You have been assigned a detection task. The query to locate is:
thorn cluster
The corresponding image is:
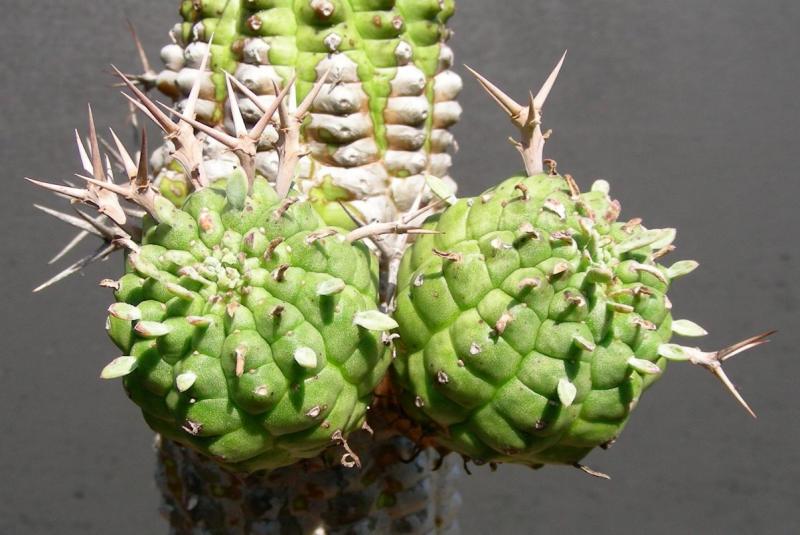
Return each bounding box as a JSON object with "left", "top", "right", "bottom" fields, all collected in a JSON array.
[{"left": 466, "top": 51, "right": 567, "bottom": 175}]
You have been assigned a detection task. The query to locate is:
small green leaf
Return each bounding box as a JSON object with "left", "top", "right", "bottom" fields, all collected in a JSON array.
[
  {"left": 175, "top": 372, "right": 197, "bottom": 392},
  {"left": 293, "top": 347, "right": 318, "bottom": 369},
  {"left": 164, "top": 250, "right": 196, "bottom": 266},
  {"left": 129, "top": 254, "right": 161, "bottom": 279},
  {"left": 353, "top": 310, "right": 398, "bottom": 331},
  {"left": 607, "top": 301, "right": 634, "bottom": 313},
  {"left": 627, "top": 357, "right": 662, "bottom": 375},
  {"left": 543, "top": 198, "right": 566, "bottom": 220},
  {"left": 667, "top": 260, "right": 699, "bottom": 280},
  {"left": 591, "top": 179, "right": 610, "bottom": 193},
  {"left": 226, "top": 170, "right": 248, "bottom": 210},
  {"left": 317, "top": 278, "right": 346, "bottom": 296},
  {"left": 153, "top": 195, "right": 179, "bottom": 225},
  {"left": 425, "top": 174, "right": 456, "bottom": 205},
  {"left": 572, "top": 335, "right": 596, "bottom": 352},
  {"left": 657, "top": 344, "right": 692, "bottom": 362},
  {"left": 100, "top": 356, "right": 138, "bottom": 379},
  {"left": 165, "top": 282, "right": 195, "bottom": 301},
  {"left": 672, "top": 319, "right": 708, "bottom": 337},
  {"left": 613, "top": 228, "right": 675, "bottom": 255},
  {"left": 135, "top": 321, "right": 172, "bottom": 337},
  {"left": 187, "top": 316, "right": 214, "bottom": 327},
  {"left": 108, "top": 303, "right": 141, "bottom": 321},
  {"left": 586, "top": 266, "right": 613, "bottom": 283},
  {"left": 557, "top": 378, "right": 577, "bottom": 407},
  {"left": 650, "top": 228, "right": 677, "bottom": 250}
]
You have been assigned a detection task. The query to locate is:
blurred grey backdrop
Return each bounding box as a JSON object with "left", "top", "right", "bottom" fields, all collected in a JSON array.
[{"left": 2, "top": 1, "right": 799, "bottom": 533}]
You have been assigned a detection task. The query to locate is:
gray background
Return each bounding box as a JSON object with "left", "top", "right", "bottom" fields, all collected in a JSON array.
[{"left": 2, "top": 1, "right": 798, "bottom": 533}]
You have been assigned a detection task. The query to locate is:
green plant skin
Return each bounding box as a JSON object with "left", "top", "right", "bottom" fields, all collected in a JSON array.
[
  {"left": 173, "top": 0, "right": 454, "bottom": 151},
  {"left": 107, "top": 175, "right": 390, "bottom": 472},
  {"left": 393, "top": 174, "right": 675, "bottom": 467},
  {"left": 160, "top": 0, "right": 459, "bottom": 225}
]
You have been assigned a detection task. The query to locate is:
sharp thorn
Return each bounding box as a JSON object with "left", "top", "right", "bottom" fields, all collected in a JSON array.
[
  {"left": 120, "top": 92, "right": 164, "bottom": 132},
  {"left": 184, "top": 35, "right": 213, "bottom": 120},
  {"left": 112, "top": 65, "right": 176, "bottom": 133},
  {"left": 297, "top": 67, "right": 331, "bottom": 117},
  {"left": 108, "top": 128, "right": 138, "bottom": 178},
  {"left": 86, "top": 104, "right": 106, "bottom": 182},
  {"left": 77, "top": 174, "right": 130, "bottom": 197},
  {"left": 104, "top": 154, "right": 116, "bottom": 184},
  {"left": 247, "top": 74, "right": 295, "bottom": 141},
  {"left": 676, "top": 330, "right": 775, "bottom": 418},
  {"left": 25, "top": 177, "right": 89, "bottom": 201},
  {"left": 224, "top": 70, "right": 268, "bottom": 110},
  {"left": 157, "top": 101, "right": 238, "bottom": 149},
  {"left": 533, "top": 50, "right": 567, "bottom": 110},
  {"left": 336, "top": 201, "right": 367, "bottom": 228},
  {"left": 74, "top": 130, "right": 93, "bottom": 174},
  {"left": 711, "top": 365, "right": 757, "bottom": 418},
  {"left": 33, "top": 204, "right": 103, "bottom": 236},
  {"left": 402, "top": 198, "right": 445, "bottom": 225},
  {"left": 717, "top": 330, "right": 776, "bottom": 362},
  {"left": 225, "top": 74, "right": 248, "bottom": 138},
  {"left": 126, "top": 18, "right": 152, "bottom": 74},
  {"left": 136, "top": 128, "right": 149, "bottom": 190},
  {"left": 48, "top": 230, "right": 90, "bottom": 264},
  {"left": 525, "top": 90, "right": 537, "bottom": 127},
  {"left": 122, "top": 205, "right": 146, "bottom": 219},
  {"left": 277, "top": 80, "right": 290, "bottom": 130},
  {"left": 72, "top": 207, "right": 120, "bottom": 240},
  {"left": 126, "top": 99, "right": 140, "bottom": 132},
  {"left": 464, "top": 64, "right": 524, "bottom": 121},
  {"left": 33, "top": 242, "right": 117, "bottom": 292},
  {"left": 100, "top": 137, "right": 128, "bottom": 176}
]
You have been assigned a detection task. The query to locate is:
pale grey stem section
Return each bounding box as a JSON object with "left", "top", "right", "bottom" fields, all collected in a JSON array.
[{"left": 156, "top": 432, "right": 462, "bottom": 535}]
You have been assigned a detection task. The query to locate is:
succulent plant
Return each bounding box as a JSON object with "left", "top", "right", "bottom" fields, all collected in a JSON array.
[
  {"left": 29, "top": 1, "right": 464, "bottom": 531},
  {"left": 26, "top": 1, "right": 772, "bottom": 532},
  {"left": 107, "top": 171, "right": 398, "bottom": 471},
  {"left": 392, "top": 56, "right": 773, "bottom": 474}
]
